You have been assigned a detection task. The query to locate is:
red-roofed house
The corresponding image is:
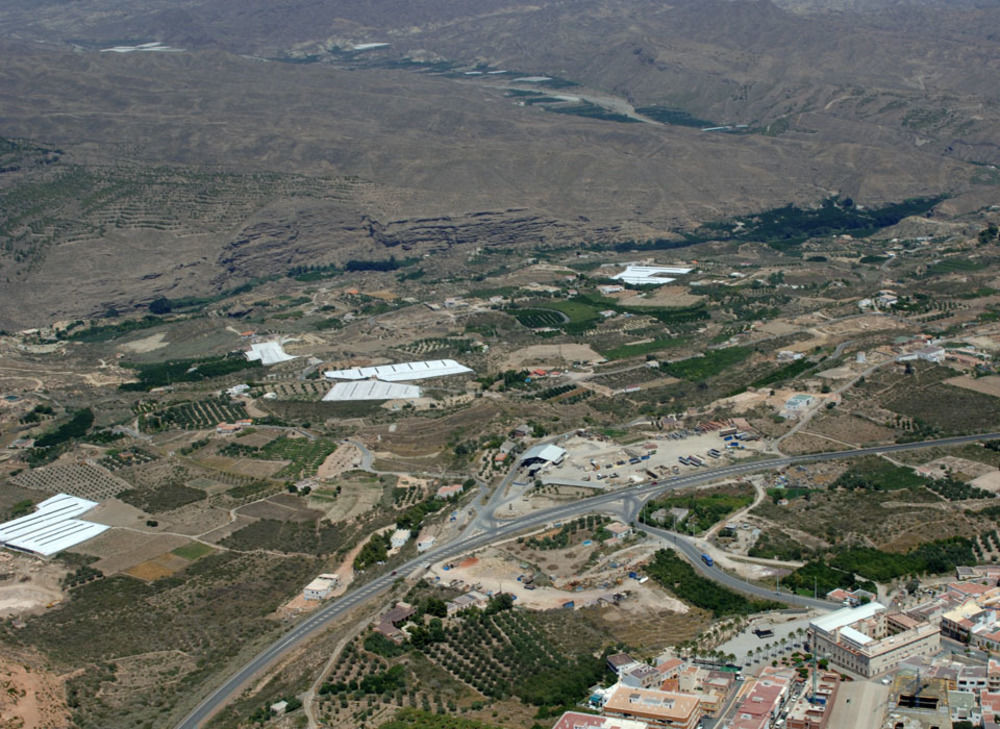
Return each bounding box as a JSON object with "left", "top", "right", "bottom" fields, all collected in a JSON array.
[
  {"left": 436, "top": 483, "right": 465, "bottom": 499},
  {"left": 982, "top": 690, "right": 1000, "bottom": 728}
]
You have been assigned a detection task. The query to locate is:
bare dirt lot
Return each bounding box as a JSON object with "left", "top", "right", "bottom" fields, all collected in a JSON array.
[
  {"left": 0, "top": 552, "right": 66, "bottom": 617},
  {"left": 119, "top": 331, "right": 169, "bottom": 353},
  {"left": 618, "top": 286, "right": 705, "bottom": 308},
  {"left": 72, "top": 529, "right": 189, "bottom": 575},
  {"left": 946, "top": 374, "right": 1000, "bottom": 398},
  {"left": 0, "top": 650, "right": 70, "bottom": 729},
  {"left": 196, "top": 454, "right": 289, "bottom": 479},
  {"left": 238, "top": 495, "right": 322, "bottom": 523},
  {"left": 501, "top": 343, "right": 605, "bottom": 369},
  {"left": 316, "top": 443, "right": 364, "bottom": 479},
  {"left": 125, "top": 551, "right": 190, "bottom": 581},
  {"left": 430, "top": 541, "right": 689, "bottom": 613},
  {"left": 309, "top": 471, "right": 387, "bottom": 523}
]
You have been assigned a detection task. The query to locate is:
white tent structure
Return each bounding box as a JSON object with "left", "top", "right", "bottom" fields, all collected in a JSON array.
[
  {"left": 323, "top": 359, "right": 472, "bottom": 382},
  {"left": 612, "top": 265, "right": 693, "bottom": 286},
  {"left": 245, "top": 341, "right": 296, "bottom": 366},
  {"left": 0, "top": 494, "right": 108, "bottom": 556},
  {"left": 322, "top": 381, "right": 422, "bottom": 401}
]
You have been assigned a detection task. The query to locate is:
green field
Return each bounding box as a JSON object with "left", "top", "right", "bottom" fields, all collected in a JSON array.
[
  {"left": 510, "top": 308, "right": 567, "bottom": 328},
  {"left": 663, "top": 347, "right": 752, "bottom": 381},
  {"left": 600, "top": 338, "right": 680, "bottom": 361},
  {"left": 171, "top": 542, "right": 215, "bottom": 561}
]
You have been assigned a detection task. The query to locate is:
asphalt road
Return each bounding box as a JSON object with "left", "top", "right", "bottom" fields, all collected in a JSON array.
[
  {"left": 175, "top": 430, "right": 1000, "bottom": 729},
  {"left": 639, "top": 522, "right": 835, "bottom": 611}
]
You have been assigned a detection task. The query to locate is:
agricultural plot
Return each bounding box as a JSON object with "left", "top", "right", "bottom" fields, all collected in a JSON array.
[
  {"left": 886, "top": 382, "right": 1000, "bottom": 435},
  {"left": 509, "top": 308, "right": 567, "bottom": 328},
  {"left": 237, "top": 494, "right": 323, "bottom": 523},
  {"left": 589, "top": 367, "right": 666, "bottom": 389},
  {"left": 98, "top": 448, "right": 158, "bottom": 472},
  {"left": 421, "top": 608, "right": 606, "bottom": 706},
  {"left": 267, "top": 381, "right": 326, "bottom": 400},
  {"left": 163, "top": 399, "right": 248, "bottom": 429},
  {"left": 315, "top": 635, "right": 488, "bottom": 729},
  {"left": 598, "top": 337, "right": 680, "bottom": 361},
  {"left": 11, "top": 462, "right": 132, "bottom": 500},
  {"left": 400, "top": 338, "right": 480, "bottom": 356},
  {"left": 258, "top": 436, "right": 338, "bottom": 479},
  {"left": 220, "top": 518, "right": 349, "bottom": 555}
]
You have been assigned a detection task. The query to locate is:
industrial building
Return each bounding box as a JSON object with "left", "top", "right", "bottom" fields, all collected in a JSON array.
[
  {"left": 244, "top": 341, "right": 296, "bottom": 366},
  {"left": 322, "top": 380, "right": 421, "bottom": 401},
  {"left": 808, "top": 603, "right": 940, "bottom": 677},
  {"left": 0, "top": 493, "right": 109, "bottom": 557},
  {"left": 611, "top": 265, "right": 693, "bottom": 286},
  {"left": 323, "top": 359, "right": 472, "bottom": 382},
  {"left": 520, "top": 443, "right": 567, "bottom": 468}
]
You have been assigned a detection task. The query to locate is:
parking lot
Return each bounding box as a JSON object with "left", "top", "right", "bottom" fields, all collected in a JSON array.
[
  {"left": 539, "top": 429, "right": 765, "bottom": 489},
  {"left": 717, "top": 613, "right": 818, "bottom": 667}
]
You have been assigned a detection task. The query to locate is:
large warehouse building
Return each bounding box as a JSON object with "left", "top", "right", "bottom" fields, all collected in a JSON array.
[
  {"left": 520, "top": 444, "right": 567, "bottom": 471},
  {"left": 0, "top": 493, "right": 108, "bottom": 557},
  {"left": 323, "top": 359, "right": 472, "bottom": 382}
]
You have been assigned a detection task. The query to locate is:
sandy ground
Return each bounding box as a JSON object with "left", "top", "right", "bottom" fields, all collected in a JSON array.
[
  {"left": 919, "top": 455, "right": 996, "bottom": 479},
  {"left": 0, "top": 552, "right": 66, "bottom": 617},
  {"left": 974, "top": 470, "right": 1000, "bottom": 492},
  {"left": 946, "top": 374, "right": 1000, "bottom": 398},
  {"left": 119, "top": 331, "right": 169, "bottom": 353},
  {"left": 0, "top": 653, "right": 70, "bottom": 729},
  {"left": 429, "top": 544, "right": 689, "bottom": 613},
  {"left": 316, "top": 443, "right": 364, "bottom": 479},
  {"left": 502, "top": 343, "right": 605, "bottom": 369},
  {"left": 84, "top": 498, "right": 149, "bottom": 528}
]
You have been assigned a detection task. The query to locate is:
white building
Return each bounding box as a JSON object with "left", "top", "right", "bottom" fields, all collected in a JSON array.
[
  {"left": 245, "top": 341, "right": 296, "bottom": 366},
  {"left": 324, "top": 359, "right": 472, "bottom": 382},
  {"left": 808, "top": 602, "right": 940, "bottom": 677},
  {"left": 322, "top": 380, "right": 421, "bottom": 401},
  {"left": 611, "top": 264, "right": 693, "bottom": 286},
  {"left": 303, "top": 574, "right": 339, "bottom": 601},
  {"left": 0, "top": 494, "right": 109, "bottom": 557}
]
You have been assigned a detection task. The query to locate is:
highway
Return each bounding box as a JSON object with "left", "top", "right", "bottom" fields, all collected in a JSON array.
[{"left": 175, "top": 430, "right": 1000, "bottom": 728}]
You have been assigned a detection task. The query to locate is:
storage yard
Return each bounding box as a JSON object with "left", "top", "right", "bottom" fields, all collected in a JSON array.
[{"left": 536, "top": 427, "right": 764, "bottom": 490}]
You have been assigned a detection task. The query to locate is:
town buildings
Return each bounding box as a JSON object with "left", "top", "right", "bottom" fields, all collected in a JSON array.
[{"left": 808, "top": 603, "right": 940, "bottom": 677}]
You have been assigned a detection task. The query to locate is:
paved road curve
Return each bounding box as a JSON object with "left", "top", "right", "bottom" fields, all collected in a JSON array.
[{"left": 175, "top": 431, "right": 1000, "bottom": 728}]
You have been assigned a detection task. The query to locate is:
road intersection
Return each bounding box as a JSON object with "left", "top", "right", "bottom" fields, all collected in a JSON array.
[{"left": 176, "top": 430, "right": 1000, "bottom": 728}]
